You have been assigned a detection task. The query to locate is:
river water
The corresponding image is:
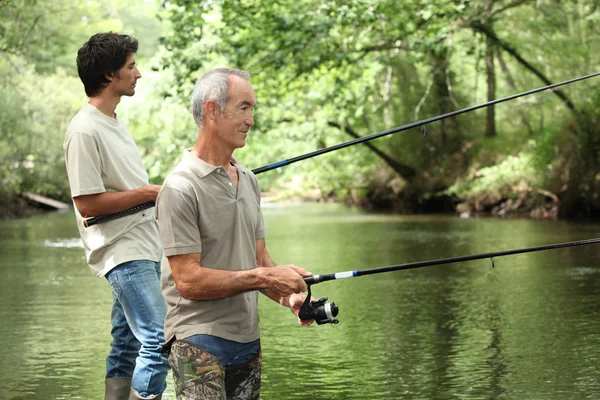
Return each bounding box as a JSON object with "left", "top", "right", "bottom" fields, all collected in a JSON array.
[{"left": 1, "top": 203, "right": 599, "bottom": 399}]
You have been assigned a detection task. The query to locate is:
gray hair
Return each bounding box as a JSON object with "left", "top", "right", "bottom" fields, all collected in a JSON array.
[{"left": 191, "top": 67, "right": 251, "bottom": 128}]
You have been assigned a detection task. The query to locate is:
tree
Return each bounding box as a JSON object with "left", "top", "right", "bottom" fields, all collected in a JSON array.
[
  {"left": 0, "top": 0, "right": 165, "bottom": 209},
  {"left": 159, "top": 0, "right": 599, "bottom": 215}
]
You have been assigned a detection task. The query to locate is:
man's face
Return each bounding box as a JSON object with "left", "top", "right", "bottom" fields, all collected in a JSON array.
[
  {"left": 214, "top": 75, "right": 256, "bottom": 150},
  {"left": 110, "top": 55, "right": 141, "bottom": 97}
]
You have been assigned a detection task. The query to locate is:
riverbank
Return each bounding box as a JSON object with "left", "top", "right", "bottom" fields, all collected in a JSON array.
[
  {"left": 262, "top": 180, "right": 561, "bottom": 219},
  {"left": 0, "top": 186, "right": 562, "bottom": 222},
  {"left": 0, "top": 196, "right": 49, "bottom": 220}
]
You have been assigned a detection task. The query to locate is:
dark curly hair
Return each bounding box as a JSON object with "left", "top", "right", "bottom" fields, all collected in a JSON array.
[{"left": 76, "top": 32, "right": 139, "bottom": 97}]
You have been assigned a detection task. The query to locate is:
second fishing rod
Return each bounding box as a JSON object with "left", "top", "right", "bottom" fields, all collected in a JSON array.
[
  {"left": 82, "top": 71, "right": 600, "bottom": 227},
  {"left": 298, "top": 237, "right": 600, "bottom": 325}
]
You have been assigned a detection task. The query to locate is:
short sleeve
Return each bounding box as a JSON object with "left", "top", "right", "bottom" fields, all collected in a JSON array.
[
  {"left": 255, "top": 208, "right": 265, "bottom": 240},
  {"left": 64, "top": 132, "right": 105, "bottom": 197},
  {"left": 250, "top": 173, "right": 266, "bottom": 240},
  {"left": 157, "top": 185, "right": 203, "bottom": 257}
]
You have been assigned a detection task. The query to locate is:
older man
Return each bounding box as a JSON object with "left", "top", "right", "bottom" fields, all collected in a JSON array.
[{"left": 156, "top": 68, "right": 313, "bottom": 399}]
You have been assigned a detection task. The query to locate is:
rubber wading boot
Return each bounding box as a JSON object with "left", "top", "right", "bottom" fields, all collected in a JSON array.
[
  {"left": 129, "top": 388, "right": 162, "bottom": 399},
  {"left": 105, "top": 377, "right": 132, "bottom": 400}
]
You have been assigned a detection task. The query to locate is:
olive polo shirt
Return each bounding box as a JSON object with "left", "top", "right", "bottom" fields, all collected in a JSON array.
[{"left": 156, "top": 149, "right": 265, "bottom": 343}]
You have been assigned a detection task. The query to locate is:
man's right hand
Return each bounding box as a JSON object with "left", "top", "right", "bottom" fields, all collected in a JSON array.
[
  {"left": 261, "top": 265, "right": 310, "bottom": 298},
  {"left": 142, "top": 184, "right": 162, "bottom": 203}
]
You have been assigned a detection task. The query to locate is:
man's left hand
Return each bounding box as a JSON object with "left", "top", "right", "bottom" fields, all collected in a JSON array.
[{"left": 288, "top": 293, "right": 314, "bottom": 327}]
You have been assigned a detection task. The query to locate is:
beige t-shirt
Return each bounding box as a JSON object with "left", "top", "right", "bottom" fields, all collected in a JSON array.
[
  {"left": 63, "top": 103, "right": 161, "bottom": 277},
  {"left": 157, "top": 149, "right": 265, "bottom": 343}
]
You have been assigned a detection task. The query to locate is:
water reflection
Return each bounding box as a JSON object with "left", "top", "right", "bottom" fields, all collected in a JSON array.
[{"left": 1, "top": 203, "right": 600, "bottom": 399}]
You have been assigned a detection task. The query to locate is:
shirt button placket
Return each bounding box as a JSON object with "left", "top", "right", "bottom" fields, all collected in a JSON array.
[{"left": 220, "top": 168, "right": 235, "bottom": 195}]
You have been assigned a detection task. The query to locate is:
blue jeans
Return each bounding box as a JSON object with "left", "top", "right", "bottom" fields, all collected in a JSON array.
[
  {"left": 105, "top": 260, "right": 169, "bottom": 397},
  {"left": 184, "top": 334, "right": 260, "bottom": 367}
]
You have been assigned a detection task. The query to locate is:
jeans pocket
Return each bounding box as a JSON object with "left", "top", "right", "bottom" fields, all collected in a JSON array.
[{"left": 106, "top": 267, "right": 124, "bottom": 298}]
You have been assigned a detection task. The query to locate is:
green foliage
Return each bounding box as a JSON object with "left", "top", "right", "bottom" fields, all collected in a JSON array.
[
  {"left": 158, "top": 0, "right": 482, "bottom": 198},
  {"left": 118, "top": 69, "right": 197, "bottom": 184},
  {"left": 0, "top": 0, "right": 163, "bottom": 73},
  {"left": 0, "top": 0, "right": 165, "bottom": 203},
  {"left": 1, "top": 0, "right": 600, "bottom": 217},
  {"left": 0, "top": 58, "right": 85, "bottom": 198},
  {"left": 443, "top": 151, "right": 539, "bottom": 198}
]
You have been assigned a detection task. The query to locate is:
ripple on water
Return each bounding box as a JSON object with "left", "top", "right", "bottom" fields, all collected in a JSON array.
[{"left": 43, "top": 238, "right": 84, "bottom": 248}]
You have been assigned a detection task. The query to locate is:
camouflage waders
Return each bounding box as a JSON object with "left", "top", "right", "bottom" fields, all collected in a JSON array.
[{"left": 168, "top": 339, "right": 261, "bottom": 400}]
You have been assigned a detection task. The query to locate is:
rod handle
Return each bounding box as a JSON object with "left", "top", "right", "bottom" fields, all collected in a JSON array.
[
  {"left": 303, "top": 276, "right": 316, "bottom": 285},
  {"left": 83, "top": 201, "right": 155, "bottom": 228}
]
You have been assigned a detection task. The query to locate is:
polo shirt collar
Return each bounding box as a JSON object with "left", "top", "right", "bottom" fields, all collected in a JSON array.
[{"left": 182, "top": 149, "right": 242, "bottom": 179}]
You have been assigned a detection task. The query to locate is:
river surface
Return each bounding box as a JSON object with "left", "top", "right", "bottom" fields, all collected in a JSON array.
[{"left": 1, "top": 203, "right": 599, "bottom": 399}]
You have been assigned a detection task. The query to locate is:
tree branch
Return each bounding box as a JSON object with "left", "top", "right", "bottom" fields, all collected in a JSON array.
[
  {"left": 470, "top": 21, "right": 576, "bottom": 113},
  {"left": 490, "top": 0, "right": 534, "bottom": 19},
  {"left": 357, "top": 39, "right": 409, "bottom": 54},
  {"left": 327, "top": 121, "right": 417, "bottom": 179}
]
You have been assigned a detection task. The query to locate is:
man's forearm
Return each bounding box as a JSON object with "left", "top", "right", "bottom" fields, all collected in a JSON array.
[
  {"left": 169, "top": 247, "right": 307, "bottom": 302},
  {"left": 174, "top": 262, "right": 270, "bottom": 300},
  {"left": 74, "top": 186, "right": 159, "bottom": 217}
]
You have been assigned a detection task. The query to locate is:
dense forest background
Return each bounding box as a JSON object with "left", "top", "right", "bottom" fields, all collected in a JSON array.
[{"left": 1, "top": 0, "right": 599, "bottom": 219}]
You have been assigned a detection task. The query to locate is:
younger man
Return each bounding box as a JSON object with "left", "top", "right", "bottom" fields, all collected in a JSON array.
[{"left": 63, "top": 32, "right": 169, "bottom": 400}]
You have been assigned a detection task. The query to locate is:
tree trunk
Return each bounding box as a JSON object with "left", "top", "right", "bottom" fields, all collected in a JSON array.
[
  {"left": 485, "top": 32, "right": 496, "bottom": 137},
  {"left": 429, "top": 49, "right": 457, "bottom": 145},
  {"left": 496, "top": 50, "right": 534, "bottom": 135}
]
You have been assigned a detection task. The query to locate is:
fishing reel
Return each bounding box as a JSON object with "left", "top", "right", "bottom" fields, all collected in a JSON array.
[{"left": 299, "top": 285, "right": 339, "bottom": 325}]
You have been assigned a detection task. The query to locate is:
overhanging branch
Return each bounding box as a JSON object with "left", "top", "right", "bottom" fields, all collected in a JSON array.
[
  {"left": 470, "top": 21, "right": 577, "bottom": 113},
  {"left": 327, "top": 121, "right": 417, "bottom": 179}
]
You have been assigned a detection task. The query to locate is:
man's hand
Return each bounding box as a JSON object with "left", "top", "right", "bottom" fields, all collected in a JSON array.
[
  {"left": 260, "top": 264, "right": 311, "bottom": 298},
  {"left": 288, "top": 293, "right": 315, "bottom": 327},
  {"left": 142, "top": 184, "right": 161, "bottom": 203}
]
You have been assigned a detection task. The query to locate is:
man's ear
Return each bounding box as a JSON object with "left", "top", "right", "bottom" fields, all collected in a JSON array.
[
  {"left": 205, "top": 100, "right": 219, "bottom": 122},
  {"left": 105, "top": 72, "right": 119, "bottom": 83}
]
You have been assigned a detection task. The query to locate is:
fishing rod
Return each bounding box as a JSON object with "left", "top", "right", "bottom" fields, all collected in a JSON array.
[
  {"left": 298, "top": 237, "right": 600, "bottom": 325},
  {"left": 83, "top": 201, "right": 155, "bottom": 227},
  {"left": 253, "top": 71, "right": 600, "bottom": 174},
  {"left": 83, "top": 71, "right": 599, "bottom": 227}
]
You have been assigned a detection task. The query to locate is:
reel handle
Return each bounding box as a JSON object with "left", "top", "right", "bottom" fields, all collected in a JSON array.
[{"left": 298, "top": 285, "right": 339, "bottom": 325}]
